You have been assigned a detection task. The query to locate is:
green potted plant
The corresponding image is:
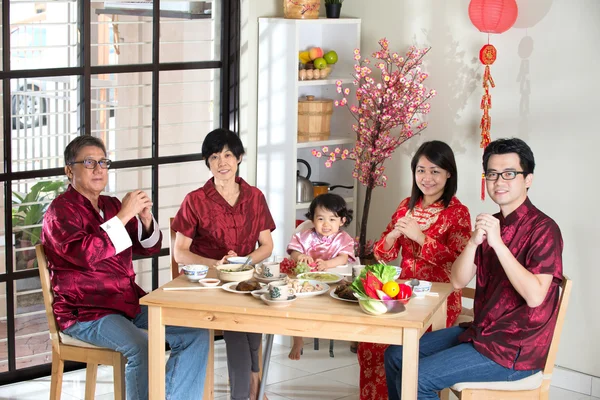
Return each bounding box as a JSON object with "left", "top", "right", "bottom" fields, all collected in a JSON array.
[
  {"left": 12, "top": 180, "right": 66, "bottom": 270},
  {"left": 324, "top": 0, "right": 343, "bottom": 18}
]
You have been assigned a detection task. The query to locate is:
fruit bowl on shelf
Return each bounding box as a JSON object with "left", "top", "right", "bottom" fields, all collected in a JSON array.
[{"left": 298, "top": 47, "right": 338, "bottom": 81}]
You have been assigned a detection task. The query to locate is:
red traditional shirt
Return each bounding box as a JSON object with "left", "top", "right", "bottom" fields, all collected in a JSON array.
[
  {"left": 459, "top": 197, "right": 563, "bottom": 371},
  {"left": 171, "top": 177, "right": 276, "bottom": 259},
  {"left": 41, "top": 185, "right": 162, "bottom": 331},
  {"left": 373, "top": 196, "right": 472, "bottom": 326}
]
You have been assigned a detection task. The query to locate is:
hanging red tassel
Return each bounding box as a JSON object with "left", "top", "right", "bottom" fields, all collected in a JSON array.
[{"left": 479, "top": 44, "right": 497, "bottom": 200}]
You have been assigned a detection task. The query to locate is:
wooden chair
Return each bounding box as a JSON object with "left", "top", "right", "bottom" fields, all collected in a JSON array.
[
  {"left": 444, "top": 276, "right": 572, "bottom": 400},
  {"left": 36, "top": 244, "right": 126, "bottom": 400}
]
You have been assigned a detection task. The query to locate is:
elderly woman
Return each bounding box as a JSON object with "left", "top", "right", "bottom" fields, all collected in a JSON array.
[
  {"left": 172, "top": 128, "right": 275, "bottom": 400},
  {"left": 41, "top": 136, "right": 209, "bottom": 400}
]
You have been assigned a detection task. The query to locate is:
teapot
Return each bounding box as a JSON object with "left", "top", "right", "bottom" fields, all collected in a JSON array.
[{"left": 296, "top": 159, "right": 314, "bottom": 203}]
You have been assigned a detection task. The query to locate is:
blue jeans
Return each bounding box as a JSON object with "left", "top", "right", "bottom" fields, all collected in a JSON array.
[
  {"left": 384, "top": 327, "right": 539, "bottom": 400},
  {"left": 64, "top": 306, "right": 209, "bottom": 400}
]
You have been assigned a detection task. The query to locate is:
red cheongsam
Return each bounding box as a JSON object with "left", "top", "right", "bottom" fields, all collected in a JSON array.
[{"left": 357, "top": 196, "right": 471, "bottom": 400}]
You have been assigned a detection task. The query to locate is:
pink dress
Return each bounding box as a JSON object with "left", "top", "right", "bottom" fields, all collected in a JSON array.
[{"left": 287, "top": 229, "right": 356, "bottom": 262}]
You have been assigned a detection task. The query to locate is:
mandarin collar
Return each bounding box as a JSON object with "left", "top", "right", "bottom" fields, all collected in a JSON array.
[
  {"left": 65, "top": 185, "right": 107, "bottom": 218},
  {"left": 312, "top": 230, "right": 338, "bottom": 244},
  {"left": 415, "top": 197, "right": 446, "bottom": 210},
  {"left": 498, "top": 197, "right": 533, "bottom": 227},
  {"left": 204, "top": 176, "right": 250, "bottom": 208}
]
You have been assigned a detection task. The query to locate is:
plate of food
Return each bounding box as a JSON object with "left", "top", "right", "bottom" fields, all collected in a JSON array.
[
  {"left": 296, "top": 271, "right": 344, "bottom": 284},
  {"left": 288, "top": 279, "right": 329, "bottom": 297},
  {"left": 221, "top": 280, "right": 265, "bottom": 294},
  {"left": 330, "top": 282, "right": 358, "bottom": 303}
]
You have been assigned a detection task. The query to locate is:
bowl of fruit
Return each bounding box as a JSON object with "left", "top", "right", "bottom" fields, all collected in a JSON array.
[{"left": 351, "top": 264, "right": 413, "bottom": 316}]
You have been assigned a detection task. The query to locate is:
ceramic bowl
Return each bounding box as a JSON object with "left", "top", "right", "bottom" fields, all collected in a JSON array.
[
  {"left": 216, "top": 264, "right": 255, "bottom": 282},
  {"left": 393, "top": 266, "right": 402, "bottom": 281},
  {"left": 182, "top": 264, "right": 209, "bottom": 282},
  {"left": 227, "top": 256, "right": 250, "bottom": 264},
  {"left": 198, "top": 278, "right": 220, "bottom": 287},
  {"left": 406, "top": 280, "right": 432, "bottom": 296}
]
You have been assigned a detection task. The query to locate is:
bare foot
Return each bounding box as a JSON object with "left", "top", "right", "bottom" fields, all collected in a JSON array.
[
  {"left": 288, "top": 337, "right": 304, "bottom": 360},
  {"left": 250, "top": 371, "right": 269, "bottom": 400}
]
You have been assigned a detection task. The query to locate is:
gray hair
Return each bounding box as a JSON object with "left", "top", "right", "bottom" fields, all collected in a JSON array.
[{"left": 64, "top": 136, "right": 107, "bottom": 165}]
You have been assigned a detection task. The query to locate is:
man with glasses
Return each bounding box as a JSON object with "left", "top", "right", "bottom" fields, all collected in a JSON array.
[
  {"left": 384, "top": 138, "right": 563, "bottom": 399},
  {"left": 41, "top": 136, "right": 209, "bottom": 400}
]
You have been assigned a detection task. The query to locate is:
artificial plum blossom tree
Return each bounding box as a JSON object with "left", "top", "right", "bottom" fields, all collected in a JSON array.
[{"left": 313, "top": 38, "right": 436, "bottom": 260}]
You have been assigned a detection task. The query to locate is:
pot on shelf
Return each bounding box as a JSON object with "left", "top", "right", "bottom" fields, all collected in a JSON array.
[
  {"left": 311, "top": 181, "right": 354, "bottom": 198},
  {"left": 296, "top": 159, "right": 314, "bottom": 203}
]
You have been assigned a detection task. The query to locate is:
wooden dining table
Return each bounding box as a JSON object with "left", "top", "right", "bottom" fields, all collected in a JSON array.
[{"left": 140, "top": 275, "right": 454, "bottom": 400}]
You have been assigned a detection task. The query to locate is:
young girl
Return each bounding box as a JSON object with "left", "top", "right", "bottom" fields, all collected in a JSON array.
[{"left": 286, "top": 193, "right": 355, "bottom": 359}]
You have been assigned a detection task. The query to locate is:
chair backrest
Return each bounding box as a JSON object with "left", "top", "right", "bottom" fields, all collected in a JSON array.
[
  {"left": 36, "top": 244, "right": 61, "bottom": 349},
  {"left": 169, "top": 217, "right": 179, "bottom": 280},
  {"left": 542, "top": 275, "right": 572, "bottom": 376}
]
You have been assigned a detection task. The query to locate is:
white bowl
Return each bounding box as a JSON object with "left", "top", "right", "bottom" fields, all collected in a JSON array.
[
  {"left": 198, "top": 278, "right": 220, "bottom": 287},
  {"left": 405, "top": 280, "right": 432, "bottom": 296},
  {"left": 227, "top": 256, "right": 250, "bottom": 264},
  {"left": 182, "top": 264, "right": 209, "bottom": 282},
  {"left": 216, "top": 264, "right": 255, "bottom": 282},
  {"left": 393, "top": 266, "right": 402, "bottom": 280}
]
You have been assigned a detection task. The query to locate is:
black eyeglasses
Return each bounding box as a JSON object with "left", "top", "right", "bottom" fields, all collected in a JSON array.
[
  {"left": 69, "top": 158, "right": 112, "bottom": 169},
  {"left": 484, "top": 171, "right": 525, "bottom": 181}
]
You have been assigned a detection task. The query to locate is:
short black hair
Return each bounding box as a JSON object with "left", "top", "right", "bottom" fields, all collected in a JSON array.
[
  {"left": 305, "top": 193, "right": 353, "bottom": 227},
  {"left": 64, "top": 136, "right": 107, "bottom": 165},
  {"left": 482, "top": 138, "right": 535, "bottom": 176},
  {"left": 202, "top": 128, "right": 245, "bottom": 168},
  {"left": 408, "top": 140, "right": 458, "bottom": 210}
]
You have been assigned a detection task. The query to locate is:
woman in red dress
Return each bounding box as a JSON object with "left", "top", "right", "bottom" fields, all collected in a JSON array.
[{"left": 357, "top": 141, "right": 471, "bottom": 400}]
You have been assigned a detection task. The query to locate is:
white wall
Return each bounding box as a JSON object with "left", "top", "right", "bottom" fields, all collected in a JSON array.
[{"left": 241, "top": 0, "right": 600, "bottom": 378}]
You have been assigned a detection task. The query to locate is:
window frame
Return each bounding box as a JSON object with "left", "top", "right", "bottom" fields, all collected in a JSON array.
[{"left": 0, "top": 0, "right": 240, "bottom": 383}]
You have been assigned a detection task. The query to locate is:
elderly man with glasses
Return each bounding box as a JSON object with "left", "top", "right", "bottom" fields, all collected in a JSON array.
[
  {"left": 384, "top": 138, "right": 564, "bottom": 399},
  {"left": 41, "top": 136, "right": 209, "bottom": 400}
]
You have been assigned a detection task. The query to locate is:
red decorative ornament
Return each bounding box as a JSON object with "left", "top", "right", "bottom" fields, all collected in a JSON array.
[
  {"left": 468, "top": 0, "right": 518, "bottom": 200},
  {"left": 469, "top": 0, "right": 519, "bottom": 34}
]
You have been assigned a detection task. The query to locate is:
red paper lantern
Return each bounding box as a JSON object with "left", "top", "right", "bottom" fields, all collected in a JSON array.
[{"left": 469, "top": 0, "right": 519, "bottom": 34}]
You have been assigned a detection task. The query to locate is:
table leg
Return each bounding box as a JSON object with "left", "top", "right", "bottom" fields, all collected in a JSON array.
[
  {"left": 148, "top": 306, "right": 166, "bottom": 400},
  {"left": 401, "top": 328, "right": 419, "bottom": 400},
  {"left": 431, "top": 297, "right": 448, "bottom": 331},
  {"left": 257, "top": 334, "right": 274, "bottom": 400}
]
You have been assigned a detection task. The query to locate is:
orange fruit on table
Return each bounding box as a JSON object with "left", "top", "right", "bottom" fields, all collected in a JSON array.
[{"left": 382, "top": 281, "right": 400, "bottom": 298}]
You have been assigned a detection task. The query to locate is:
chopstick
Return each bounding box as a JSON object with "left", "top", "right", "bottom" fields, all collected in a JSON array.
[{"left": 163, "top": 286, "right": 221, "bottom": 291}]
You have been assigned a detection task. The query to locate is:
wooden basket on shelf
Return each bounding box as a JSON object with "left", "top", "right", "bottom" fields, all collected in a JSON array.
[
  {"left": 298, "top": 95, "right": 333, "bottom": 142},
  {"left": 283, "top": 0, "right": 320, "bottom": 19}
]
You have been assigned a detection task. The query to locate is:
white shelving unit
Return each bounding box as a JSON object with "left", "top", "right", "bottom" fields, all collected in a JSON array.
[{"left": 257, "top": 17, "right": 361, "bottom": 256}]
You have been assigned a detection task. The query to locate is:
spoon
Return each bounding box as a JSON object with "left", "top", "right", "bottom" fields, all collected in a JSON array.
[{"left": 410, "top": 278, "right": 420, "bottom": 287}]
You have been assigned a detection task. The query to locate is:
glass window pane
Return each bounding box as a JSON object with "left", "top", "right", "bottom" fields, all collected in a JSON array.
[
  {"left": 14, "top": 279, "right": 51, "bottom": 370},
  {"left": 159, "top": 70, "right": 218, "bottom": 157},
  {"left": 0, "top": 283, "right": 6, "bottom": 372},
  {"left": 0, "top": 84, "right": 4, "bottom": 172},
  {"left": 10, "top": 1, "right": 79, "bottom": 70},
  {"left": 0, "top": 182, "right": 5, "bottom": 274},
  {"left": 93, "top": 72, "right": 152, "bottom": 161},
  {"left": 10, "top": 76, "right": 80, "bottom": 172},
  {"left": 105, "top": 165, "right": 152, "bottom": 204},
  {"left": 12, "top": 177, "right": 68, "bottom": 272},
  {"left": 160, "top": 1, "right": 219, "bottom": 63},
  {"left": 91, "top": 1, "right": 153, "bottom": 66},
  {"left": 158, "top": 161, "right": 210, "bottom": 248}
]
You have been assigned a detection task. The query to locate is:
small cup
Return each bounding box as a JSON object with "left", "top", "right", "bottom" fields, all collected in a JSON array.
[
  {"left": 268, "top": 280, "right": 290, "bottom": 301},
  {"left": 393, "top": 266, "right": 402, "bottom": 280},
  {"left": 256, "top": 262, "right": 280, "bottom": 278},
  {"left": 352, "top": 265, "right": 366, "bottom": 280}
]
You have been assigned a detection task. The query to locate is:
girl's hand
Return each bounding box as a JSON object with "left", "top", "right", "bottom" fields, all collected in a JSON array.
[
  {"left": 297, "top": 254, "right": 314, "bottom": 264},
  {"left": 396, "top": 216, "right": 425, "bottom": 245},
  {"left": 315, "top": 259, "right": 332, "bottom": 271}
]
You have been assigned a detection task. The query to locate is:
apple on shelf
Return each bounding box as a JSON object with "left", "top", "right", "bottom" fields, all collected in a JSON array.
[{"left": 298, "top": 47, "right": 338, "bottom": 81}]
